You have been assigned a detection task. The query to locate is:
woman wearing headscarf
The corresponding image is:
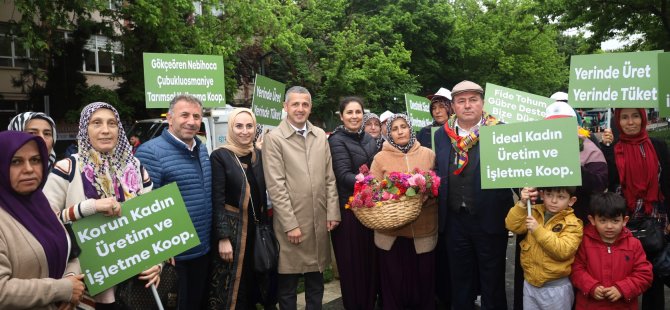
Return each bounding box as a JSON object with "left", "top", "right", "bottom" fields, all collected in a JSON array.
[
  {"left": 0, "top": 131, "right": 85, "bottom": 309},
  {"left": 370, "top": 113, "right": 438, "bottom": 310},
  {"left": 328, "top": 97, "right": 379, "bottom": 309},
  {"left": 43, "top": 102, "right": 161, "bottom": 309},
  {"left": 207, "top": 108, "right": 277, "bottom": 309},
  {"left": 600, "top": 108, "right": 670, "bottom": 310},
  {"left": 363, "top": 112, "right": 383, "bottom": 151},
  {"left": 8, "top": 112, "right": 58, "bottom": 169}
]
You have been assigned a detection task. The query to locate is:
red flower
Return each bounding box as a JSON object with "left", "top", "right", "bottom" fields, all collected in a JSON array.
[{"left": 359, "top": 164, "right": 369, "bottom": 174}]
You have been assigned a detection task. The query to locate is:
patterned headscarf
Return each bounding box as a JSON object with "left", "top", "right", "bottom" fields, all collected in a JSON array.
[
  {"left": 385, "top": 113, "right": 416, "bottom": 153},
  {"left": 363, "top": 112, "right": 383, "bottom": 150},
  {"left": 254, "top": 123, "right": 264, "bottom": 144},
  {"left": 77, "top": 102, "right": 142, "bottom": 202},
  {"left": 8, "top": 112, "right": 58, "bottom": 167},
  {"left": 222, "top": 108, "right": 258, "bottom": 163}
]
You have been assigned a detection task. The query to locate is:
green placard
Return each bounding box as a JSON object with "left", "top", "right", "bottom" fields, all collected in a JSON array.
[
  {"left": 568, "top": 51, "right": 661, "bottom": 108},
  {"left": 484, "top": 83, "right": 553, "bottom": 123},
  {"left": 405, "top": 94, "right": 431, "bottom": 132},
  {"left": 659, "top": 53, "right": 670, "bottom": 117},
  {"left": 431, "top": 126, "right": 438, "bottom": 152},
  {"left": 480, "top": 117, "right": 582, "bottom": 189},
  {"left": 72, "top": 183, "right": 200, "bottom": 295},
  {"left": 251, "top": 74, "right": 285, "bottom": 126},
  {"left": 143, "top": 53, "right": 225, "bottom": 108}
]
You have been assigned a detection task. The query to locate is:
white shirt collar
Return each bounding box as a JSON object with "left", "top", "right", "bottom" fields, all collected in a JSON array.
[
  {"left": 288, "top": 122, "right": 308, "bottom": 137},
  {"left": 455, "top": 118, "right": 483, "bottom": 137},
  {"left": 168, "top": 130, "right": 196, "bottom": 151}
]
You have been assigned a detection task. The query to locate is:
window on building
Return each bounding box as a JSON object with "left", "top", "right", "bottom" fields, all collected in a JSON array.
[
  {"left": 108, "top": 0, "right": 122, "bottom": 10},
  {"left": 0, "top": 24, "right": 31, "bottom": 68},
  {"left": 82, "top": 35, "right": 121, "bottom": 74}
]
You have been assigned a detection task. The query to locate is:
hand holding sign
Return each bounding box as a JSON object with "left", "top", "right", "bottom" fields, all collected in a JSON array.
[
  {"left": 95, "top": 197, "right": 122, "bottom": 217},
  {"left": 72, "top": 183, "right": 200, "bottom": 295},
  {"left": 601, "top": 128, "right": 614, "bottom": 145}
]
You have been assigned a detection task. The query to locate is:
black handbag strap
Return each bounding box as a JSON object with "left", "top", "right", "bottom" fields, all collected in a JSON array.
[{"left": 232, "top": 154, "right": 260, "bottom": 224}]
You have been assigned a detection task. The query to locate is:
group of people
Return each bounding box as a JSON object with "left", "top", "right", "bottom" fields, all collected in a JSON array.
[{"left": 0, "top": 79, "right": 668, "bottom": 310}]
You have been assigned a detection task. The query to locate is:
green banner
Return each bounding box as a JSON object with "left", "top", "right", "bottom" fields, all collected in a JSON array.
[
  {"left": 251, "top": 74, "right": 285, "bottom": 126},
  {"left": 480, "top": 117, "right": 582, "bottom": 189},
  {"left": 568, "top": 50, "right": 661, "bottom": 108},
  {"left": 484, "top": 83, "right": 553, "bottom": 123},
  {"left": 659, "top": 53, "right": 670, "bottom": 117},
  {"left": 72, "top": 183, "right": 200, "bottom": 295},
  {"left": 143, "top": 53, "right": 226, "bottom": 108},
  {"left": 405, "top": 94, "right": 431, "bottom": 132}
]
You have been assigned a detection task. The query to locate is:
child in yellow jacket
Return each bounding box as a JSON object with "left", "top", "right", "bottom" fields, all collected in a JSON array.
[{"left": 505, "top": 186, "right": 584, "bottom": 310}]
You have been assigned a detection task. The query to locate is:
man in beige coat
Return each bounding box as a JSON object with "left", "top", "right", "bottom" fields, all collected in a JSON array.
[{"left": 263, "top": 86, "right": 340, "bottom": 309}]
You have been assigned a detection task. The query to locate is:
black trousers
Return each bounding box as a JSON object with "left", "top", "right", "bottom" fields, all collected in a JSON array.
[
  {"left": 277, "top": 272, "right": 324, "bottom": 310},
  {"left": 447, "top": 210, "right": 508, "bottom": 310},
  {"left": 175, "top": 254, "right": 210, "bottom": 310}
]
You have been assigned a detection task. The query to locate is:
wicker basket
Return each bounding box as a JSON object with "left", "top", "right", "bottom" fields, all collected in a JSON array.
[{"left": 352, "top": 195, "right": 423, "bottom": 230}]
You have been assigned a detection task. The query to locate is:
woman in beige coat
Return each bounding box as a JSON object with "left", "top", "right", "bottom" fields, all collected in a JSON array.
[
  {"left": 370, "top": 114, "right": 438, "bottom": 310},
  {"left": 0, "top": 131, "right": 85, "bottom": 310}
]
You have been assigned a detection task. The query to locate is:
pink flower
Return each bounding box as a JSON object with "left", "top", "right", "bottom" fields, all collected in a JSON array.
[
  {"left": 381, "top": 191, "right": 393, "bottom": 201},
  {"left": 355, "top": 173, "right": 365, "bottom": 182},
  {"left": 410, "top": 174, "right": 426, "bottom": 187},
  {"left": 83, "top": 165, "right": 95, "bottom": 183},
  {"left": 123, "top": 164, "right": 140, "bottom": 193}
]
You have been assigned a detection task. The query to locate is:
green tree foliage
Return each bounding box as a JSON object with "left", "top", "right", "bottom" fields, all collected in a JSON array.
[
  {"left": 65, "top": 84, "right": 127, "bottom": 122},
  {"left": 537, "top": 0, "right": 670, "bottom": 51},
  {"left": 11, "top": 0, "right": 589, "bottom": 126},
  {"left": 448, "top": 0, "right": 568, "bottom": 96}
]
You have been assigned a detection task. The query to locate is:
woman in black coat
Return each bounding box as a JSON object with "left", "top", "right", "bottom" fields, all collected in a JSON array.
[
  {"left": 207, "top": 108, "right": 276, "bottom": 309},
  {"left": 329, "top": 97, "right": 379, "bottom": 310}
]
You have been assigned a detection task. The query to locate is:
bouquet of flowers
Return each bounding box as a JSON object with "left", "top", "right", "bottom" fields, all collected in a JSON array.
[{"left": 345, "top": 164, "right": 440, "bottom": 230}]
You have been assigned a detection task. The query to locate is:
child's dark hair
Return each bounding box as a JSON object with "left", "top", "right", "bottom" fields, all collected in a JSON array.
[
  {"left": 589, "top": 192, "right": 627, "bottom": 218},
  {"left": 540, "top": 186, "right": 577, "bottom": 197}
]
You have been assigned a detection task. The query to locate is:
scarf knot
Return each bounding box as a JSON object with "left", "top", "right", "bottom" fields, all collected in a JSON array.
[{"left": 443, "top": 113, "right": 499, "bottom": 175}]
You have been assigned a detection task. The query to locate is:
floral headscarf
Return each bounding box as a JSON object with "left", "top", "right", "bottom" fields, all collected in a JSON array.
[
  {"left": 77, "top": 102, "right": 142, "bottom": 202},
  {"left": 385, "top": 113, "right": 416, "bottom": 153},
  {"left": 8, "top": 112, "right": 58, "bottom": 167},
  {"left": 254, "top": 123, "right": 264, "bottom": 144}
]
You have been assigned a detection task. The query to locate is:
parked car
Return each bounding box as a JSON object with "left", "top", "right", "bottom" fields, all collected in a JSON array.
[{"left": 125, "top": 105, "right": 277, "bottom": 154}]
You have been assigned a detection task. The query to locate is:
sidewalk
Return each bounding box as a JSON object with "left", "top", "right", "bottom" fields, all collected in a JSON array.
[
  {"left": 293, "top": 236, "right": 670, "bottom": 309},
  {"left": 296, "top": 279, "right": 343, "bottom": 309}
]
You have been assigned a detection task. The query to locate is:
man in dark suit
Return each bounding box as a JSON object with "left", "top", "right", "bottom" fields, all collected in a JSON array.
[{"left": 434, "top": 80, "right": 513, "bottom": 310}]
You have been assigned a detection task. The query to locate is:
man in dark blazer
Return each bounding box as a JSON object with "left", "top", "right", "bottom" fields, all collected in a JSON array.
[{"left": 434, "top": 80, "right": 514, "bottom": 310}]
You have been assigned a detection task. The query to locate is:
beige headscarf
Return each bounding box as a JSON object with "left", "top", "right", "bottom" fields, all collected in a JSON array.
[{"left": 221, "top": 108, "right": 257, "bottom": 162}]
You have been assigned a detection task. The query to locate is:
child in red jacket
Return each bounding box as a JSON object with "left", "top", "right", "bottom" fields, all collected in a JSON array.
[{"left": 571, "top": 192, "right": 653, "bottom": 309}]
